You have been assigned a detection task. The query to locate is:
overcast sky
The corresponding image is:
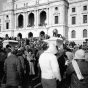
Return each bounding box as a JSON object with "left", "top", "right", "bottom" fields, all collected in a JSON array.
[{"left": 0, "top": 0, "right": 7, "bottom": 13}]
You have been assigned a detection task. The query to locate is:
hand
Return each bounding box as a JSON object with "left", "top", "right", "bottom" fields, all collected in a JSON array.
[
  {"left": 65, "top": 60, "right": 70, "bottom": 66},
  {"left": 18, "top": 86, "right": 22, "bottom": 88}
]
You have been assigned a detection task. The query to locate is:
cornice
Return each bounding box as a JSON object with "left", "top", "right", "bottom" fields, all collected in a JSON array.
[
  {"left": 69, "top": 0, "right": 88, "bottom": 4},
  {"left": 81, "top": 11, "right": 88, "bottom": 14},
  {"left": 70, "top": 14, "right": 77, "bottom": 16},
  {"left": 14, "top": 0, "right": 69, "bottom": 10},
  {"left": 69, "top": 24, "right": 88, "bottom": 28},
  {"left": 2, "top": 9, "right": 14, "bottom": 13}
]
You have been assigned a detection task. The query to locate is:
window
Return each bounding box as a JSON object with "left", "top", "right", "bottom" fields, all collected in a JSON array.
[
  {"left": 6, "top": 15, "right": 9, "bottom": 18},
  {"left": 6, "top": 22, "right": 9, "bottom": 29},
  {"left": 55, "top": 16, "right": 58, "bottom": 24},
  {"left": 0, "top": 26, "right": 1, "bottom": 32},
  {"left": 83, "top": 15, "right": 87, "bottom": 23},
  {"left": 72, "top": 7, "right": 75, "bottom": 12},
  {"left": 24, "top": 3, "right": 25, "bottom": 7},
  {"left": 55, "top": 7, "right": 58, "bottom": 10},
  {"left": 26, "top": 3, "right": 28, "bottom": 7},
  {"left": 83, "top": 5, "right": 87, "bottom": 11},
  {"left": 83, "top": 29, "right": 87, "bottom": 38},
  {"left": 16, "top": 5, "right": 17, "bottom": 9},
  {"left": 72, "top": 16, "right": 76, "bottom": 25},
  {"left": 71, "top": 30, "right": 75, "bottom": 38}
]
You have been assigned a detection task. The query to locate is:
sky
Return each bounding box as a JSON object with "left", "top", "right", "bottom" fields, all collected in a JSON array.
[{"left": 0, "top": 0, "right": 7, "bottom": 13}]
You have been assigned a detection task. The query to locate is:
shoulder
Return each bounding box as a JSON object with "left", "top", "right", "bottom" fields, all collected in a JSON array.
[{"left": 77, "top": 60, "right": 88, "bottom": 68}]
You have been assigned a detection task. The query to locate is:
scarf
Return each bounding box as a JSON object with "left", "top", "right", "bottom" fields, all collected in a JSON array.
[{"left": 72, "top": 60, "right": 84, "bottom": 80}]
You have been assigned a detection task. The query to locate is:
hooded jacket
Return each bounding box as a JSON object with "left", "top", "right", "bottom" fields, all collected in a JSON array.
[{"left": 39, "top": 44, "right": 61, "bottom": 81}]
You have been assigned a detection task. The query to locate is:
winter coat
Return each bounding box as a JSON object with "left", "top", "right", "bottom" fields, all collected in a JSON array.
[
  {"left": 17, "top": 55, "right": 25, "bottom": 72},
  {"left": 4, "top": 54, "right": 22, "bottom": 86},
  {"left": 66, "top": 60, "right": 88, "bottom": 88},
  {"left": 0, "top": 49, "right": 6, "bottom": 79},
  {"left": 57, "top": 53, "right": 67, "bottom": 79},
  {"left": 0, "top": 49, "right": 6, "bottom": 62},
  {"left": 39, "top": 44, "right": 61, "bottom": 81}
]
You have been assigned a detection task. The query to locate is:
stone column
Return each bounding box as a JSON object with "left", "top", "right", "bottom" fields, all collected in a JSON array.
[
  {"left": 25, "top": 12, "right": 27, "bottom": 28},
  {"left": 26, "top": 12, "right": 28, "bottom": 28},
  {"left": 37, "top": 10, "right": 39, "bottom": 27},
  {"left": 33, "top": 11, "right": 36, "bottom": 27},
  {"left": 46, "top": 8, "right": 49, "bottom": 25},
  {"left": 14, "top": 14, "right": 16, "bottom": 29},
  {"left": 3, "top": 15, "right": 5, "bottom": 31},
  {"left": 27, "top": 12, "right": 29, "bottom": 27},
  {"left": 35, "top": 10, "right": 37, "bottom": 27},
  {"left": 60, "top": 5, "right": 65, "bottom": 25},
  {"left": 23, "top": 12, "right": 26, "bottom": 29},
  {"left": 60, "top": 4, "right": 66, "bottom": 36},
  {"left": 16, "top": 14, "right": 19, "bottom": 29},
  {"left": 11, "top": 13, "right": 15, "bottom": 37}
]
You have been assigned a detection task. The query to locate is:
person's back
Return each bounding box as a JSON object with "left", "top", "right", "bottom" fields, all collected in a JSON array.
[
  {"left": 66, "top": 49, "right": 88, "bottom": 88},
  {"left": 18, "top": 55, "right": 25, "bottom": 71},
  {"left": 66, "top": 60, "right": 88, "bottom": 88},
  {"left": 39, "top": 52, "right": 57, "bottom": 79},
  {"left": 4, "top": 54, "right": 22, "bottom": 86},
  {"left": 39, "top": 44, "right": 61, "bottom": 88}
]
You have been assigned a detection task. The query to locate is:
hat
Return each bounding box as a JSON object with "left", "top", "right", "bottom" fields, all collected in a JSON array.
[
  {"left": 74, "top": 49, "right": 85, "bottom": 59},
  {"left": 17, "top": 49, "right": 24, "bottom": 56}
]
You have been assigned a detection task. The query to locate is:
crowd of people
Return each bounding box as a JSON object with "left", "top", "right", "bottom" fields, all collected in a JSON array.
[{"left": 0, "top": 35, "right": 88, "bottom": 88}]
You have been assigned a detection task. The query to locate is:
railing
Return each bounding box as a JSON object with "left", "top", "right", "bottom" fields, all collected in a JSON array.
[
  {"left": 27, "top": 24, "right": 35, "bottom": 27},
  {"left": 38, "top": 23, "right": 47, "bottom": 26}
]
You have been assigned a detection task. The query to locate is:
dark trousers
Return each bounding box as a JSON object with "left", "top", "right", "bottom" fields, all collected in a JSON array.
[{"left": 41, "top": 78, "right": 57, "bottom": 88}]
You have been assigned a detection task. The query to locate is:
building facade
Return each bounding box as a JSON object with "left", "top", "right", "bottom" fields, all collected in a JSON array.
[{"left": 0, "top": 0, "right": 88, "bottom": 44}]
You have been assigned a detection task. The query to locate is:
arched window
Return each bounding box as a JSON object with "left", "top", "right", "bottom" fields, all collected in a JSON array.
[
  {"left": 53, "top": 29, "right": 58, "bottom": 37},
  {"left": 71, "top": 30, "right": 75, "bottom": 38},
  {"left": 28, "top": 13, "right": 34, "bottom": 27},
  {"left": 40, "top": 11, "right": 46, "bottom": 26},
  {"left": 6, "top": 22, "right": 9, "bottom": 29},
  {"left": 55, "top": 16, "right": 58, "bottom": 24},
  {"left": 6, "top": 15, "right": 9, "bottom": 18},
  {"left": 28, "top": 32, "right": 33, "bottom": 38},
  {"left": 17, "top": 33, "right": 22, "bottom": 39},
  {"left": 83, "top": 29, "right": 87, "bottom": 38},
  {"left": 18, "top": 14, "right": 23, "bottom": 28},
  {"left": 40, "top": 31, "right": 45, "bottom": 39},
  {"left": 5, "top": 34, "right": 9, "bottom": 40}
]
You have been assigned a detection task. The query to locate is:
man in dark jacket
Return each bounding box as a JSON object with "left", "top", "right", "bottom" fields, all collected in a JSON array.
[
  {"left": 4, "top": 49, "right": 22, "bottom": 88},
  {"left": 16, "top": 49, "right": 25, "bottom": 87},
  {"left": 66, "top": 49, "right": 88, "bottom": 88}
]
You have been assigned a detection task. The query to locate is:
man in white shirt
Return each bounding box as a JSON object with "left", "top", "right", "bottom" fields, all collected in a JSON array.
[{"left": 39, "top": 44, "right": 61, "bottom": 88}]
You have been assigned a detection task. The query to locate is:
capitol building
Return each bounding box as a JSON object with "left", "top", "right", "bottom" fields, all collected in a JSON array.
[{"left": 0, "top": 0, "right": 88, "bottom": 44}]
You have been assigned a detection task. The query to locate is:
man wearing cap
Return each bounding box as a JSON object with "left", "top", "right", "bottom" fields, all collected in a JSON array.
[
  {"left": 66, "top": 49, "right": 88, "bottom": 88},
  {"left": 39, "top": 44, "right": 61, "bottom": 88}
]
